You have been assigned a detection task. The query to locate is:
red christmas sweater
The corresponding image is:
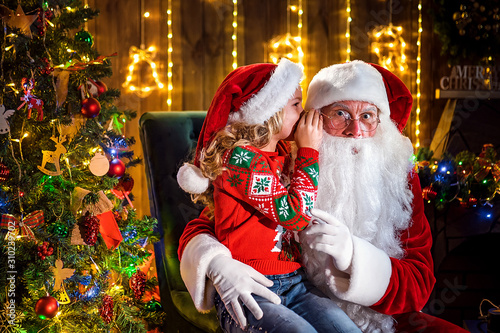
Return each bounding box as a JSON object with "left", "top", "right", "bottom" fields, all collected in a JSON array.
[{"left": 182, "top": 145, "right": 319, "bottom": 275}]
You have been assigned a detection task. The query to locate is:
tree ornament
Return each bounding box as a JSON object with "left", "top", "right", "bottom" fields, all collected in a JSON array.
[
  {"left": 0, "top": 162, "right": 10, "bottom": 181},
  {"left": 89, "top": 152, "right": 110, "bottom": 176},
  {"left": 75, "top": 29, "right": 94, "bottom": 46},
  {"left": 18, "top": 78, "right": 44, "bottom": 121},
  {"left": 82, "top": 212, "right": 100, "bottom": 246},
  {"left": 130, "top": 269, "right": 147, "bottom": 300},
  {"left": 48, "top": 222, "right": 69, "bottom": 238},
  {"left": 95, "top": 81, "right": 108, "bottom": 96},
  {"left": 99, "top": 295, "right": 114, "bottom": 324},
  {"left": 0, "top": 104, "right": 15, "bottom": 134},
  {"left": 107, "top": 158, "right": 126, "bottom": 178},
  {"left": 81, "top": 97, "right": 101, "bottom": 118},
  {"left": 70, "top": 224, "right": 85, "bottom": 245},
  {"left": 37, "top": 136, "right": 67, "bottom": 176},
  {"left": 4, "top": 5, "right": 37, "bottom": 39},
  {"left": 422, "top": 186, "right": 437, "bottom": 200},
  {"left": 1, "top": 210, "right": 44, "bottom": 240},
  {"left": 34, "top": 296, "right": 59, "bottom": 319},
  {"left": 145, "top": 297, "right": 163, "bottom": 312},
  {"left": 37, "top": 241, "right": 54, "bottom": 260},
  {"left": 51, "top": 259, "right": 75, "bottom": 292},
  {"left": 111, "top": 174, "right": 134, "bottom": 206}
]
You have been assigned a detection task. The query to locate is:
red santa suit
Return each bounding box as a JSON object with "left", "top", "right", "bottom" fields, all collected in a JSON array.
[{"left": 177, "top": 61, "right": 467, "bottom": 332}]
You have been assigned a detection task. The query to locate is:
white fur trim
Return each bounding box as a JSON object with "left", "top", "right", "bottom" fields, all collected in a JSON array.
[
  {"left": 180, "top": 233, "right": 232, "bottom": 312},
  {"left": 228, "top": 58, "right": 303, "bottom": 125},
  {"left": 305, "top": 60, "right": 391, "bottom": 125},
  {"left": 331, "top": 236, "right": 392, "bottom": 306},
  {"left": 177, "top": 163, "right": 210, "bottom": 194}
]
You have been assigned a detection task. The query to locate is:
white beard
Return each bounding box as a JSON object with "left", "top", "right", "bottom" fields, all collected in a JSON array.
[{"left": 313, "top": 120, "right": 415, "bottom": 332}]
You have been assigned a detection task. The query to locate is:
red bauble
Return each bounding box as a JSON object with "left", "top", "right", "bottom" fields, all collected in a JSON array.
[
  {"left": 81, "top": 97, "right": 101, "bottom": 118},
  {"left": 35, "top": 296, "right": 59, "bottom": 319},
  {"left": 115, "top": 174, "right": 134, "bottom": 192},
  {"left": 422, "top": 186, "right": 437, "bottom": 200},
  {"left": 107, "top": 158, "right": 126, "bottom": 178},
  {"left": 95, "top": 81, "right": 108, "bottom": 96}
]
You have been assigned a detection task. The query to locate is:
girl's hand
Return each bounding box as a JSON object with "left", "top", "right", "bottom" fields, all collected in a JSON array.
[{"left": 294, "top": 109, "right": 323, "bottom": 150}]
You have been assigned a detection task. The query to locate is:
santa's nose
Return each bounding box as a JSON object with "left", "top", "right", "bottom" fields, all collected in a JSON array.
[{"left": 343, "top": 119, "right": 363, "bottom": 138}]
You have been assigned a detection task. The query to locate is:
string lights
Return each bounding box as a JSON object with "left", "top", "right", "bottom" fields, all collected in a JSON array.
[
  {"left": 267, "top": 1, "right": 303, "bottom": 65},
  {"left": 167, "top": 0, "right": 173, "bottom": 110},
  {"left": 415, "top": 0, "right": 423, "bottom": 148},
  {"left": 122, "top": 0, "right": 164, "bottom": 98},
  {"left": 346, "top": 0, "right": 351, "bottom": 62},
  {"left": 369, "top": 0, "right": 407, "bottom": 72},
  {"left": 232, "top": 0, "right": 238, "bottom": 70},
  {"left": 369, "top": 23, "right": 407, "bottom": 72}
]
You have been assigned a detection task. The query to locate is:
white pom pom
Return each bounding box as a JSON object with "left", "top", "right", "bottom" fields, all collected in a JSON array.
[{"left": 177, "top": 163, "right": 210, "bottom": 194}]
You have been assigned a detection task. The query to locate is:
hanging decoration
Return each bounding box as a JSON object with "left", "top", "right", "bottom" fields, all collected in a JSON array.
[
  {"left": 34, "top": 296, "right": 59, "bottom": 319},
  {"left": 37, "top": 136, "right": 67, "bottom": 176},
  {"left": 415, "top": 0, "right": 423, "bottom": 148},
  {"left": 1, "top": 5, "right": 38, "bottom": 38},
  {"left": 0, "top": 162, "right": 10, "bottom": 181},
  {"left": 99, "top": 295, "right": 114, "bottom": 324},
  {"left": 89, "top": 152, "right": 110, "bottom": 176},
  {"left": 267, "top": 0, "right": 304, "bottom": 65},
  {"left": 18, "top": 78, "right": 44, "bottom": 121},
  {"left": 130, "top": 268, "right": 147, "bottom": 300},
  {"left": 346, "top": 0, "right": 352, "bottom": 62},
  {"left": 75, "top": 28, "right": 94, "bottom": 46},
  {"left": 0, "top": 104, "right": 15, "bottom": 134},
  {"left": 0, "top": 210, "right": 44, "bottom": 240},
  {"left": 369, "top": 0, "right": 407, "bottom": 72},
  {"left": 51, "top": 259, "right": 75, "bottom": 294},
  {"left": 122, "top": 0, "right": 164, "bottom": 98},
  {"left": 81, "top": 97, "right": 101, "bottom": 118}
]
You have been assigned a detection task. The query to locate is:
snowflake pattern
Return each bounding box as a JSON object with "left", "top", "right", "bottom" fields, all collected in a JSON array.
[
  {"left": 256, "top": 203, "right": 270, "bottom": 215},
  {"left": 232, "top": 150, "right": 252, "bottom": 165},
  {"left": 227, "top": 174, "right": 243, "bottom": 187}
]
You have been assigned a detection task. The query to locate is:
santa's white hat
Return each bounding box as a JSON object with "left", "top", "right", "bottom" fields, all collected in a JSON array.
[
  {"left": 177, "top": 58, "right": 304, "bottom": 194},
  {"left": 305, "top": 60, "right": 412, "bottom": 133}
]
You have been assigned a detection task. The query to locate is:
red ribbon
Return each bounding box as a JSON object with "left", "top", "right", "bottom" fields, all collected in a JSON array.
[{"left": 1, "top": 210, "right": 44, "bottom": 240}]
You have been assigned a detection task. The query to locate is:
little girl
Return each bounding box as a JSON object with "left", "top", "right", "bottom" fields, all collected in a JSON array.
[{"left": 177, "top": 58, "right": 361, "bottom": 333}]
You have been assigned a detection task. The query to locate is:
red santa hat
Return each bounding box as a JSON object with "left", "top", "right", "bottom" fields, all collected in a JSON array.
[
  {"left": 304, "top": 60, "right": 412, "bottom": 133},
  {"left": 177, "top": 58, "right": 304, "bottom": 194}
]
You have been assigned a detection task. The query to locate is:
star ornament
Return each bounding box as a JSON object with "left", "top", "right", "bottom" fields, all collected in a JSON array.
[{"left": 4, "top": 5, "right": 37, "bottom": 38}]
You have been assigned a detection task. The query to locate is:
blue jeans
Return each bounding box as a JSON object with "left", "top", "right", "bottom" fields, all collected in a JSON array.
[{"left": 215, "top": 269, "right": 361, "bottom": 333}]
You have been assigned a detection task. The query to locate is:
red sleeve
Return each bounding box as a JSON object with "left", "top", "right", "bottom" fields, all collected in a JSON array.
[
  {"left": 177, "top": 207, "right": 215, "bottom": 260},
  {"left": 218, "top": 146, "right": 319, "bottom": 231},
  {"left": 370, "top": 172, "right": 436, "bottom": 314}
]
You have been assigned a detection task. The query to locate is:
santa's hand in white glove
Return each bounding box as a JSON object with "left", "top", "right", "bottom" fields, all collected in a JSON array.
[
  {"left": 302, "top": 208, "right": 354, "bottom": 272},
  {"left": 207, "top": 254, "right": 281, "bottom": 328}
]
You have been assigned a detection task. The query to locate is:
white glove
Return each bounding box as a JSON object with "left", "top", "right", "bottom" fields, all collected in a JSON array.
[
  {"left": 207, "top": 254, "right": 281, "bottom": 328},
  {"left": 302, "top": 208, "right": 354, "bottom": 272}
]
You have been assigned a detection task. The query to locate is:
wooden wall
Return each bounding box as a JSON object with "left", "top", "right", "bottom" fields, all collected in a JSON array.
[{"left": 87, "top": 0, "right": 444, "bottom": 216}]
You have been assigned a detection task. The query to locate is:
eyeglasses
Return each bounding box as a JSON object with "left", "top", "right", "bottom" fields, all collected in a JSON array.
[{"left": 320, "top": 109, "right": 380, "bottom": 132}]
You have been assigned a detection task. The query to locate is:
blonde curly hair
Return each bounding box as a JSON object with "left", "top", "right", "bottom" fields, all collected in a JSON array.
[{"left": 192, "top": 110, "right": 284, "bottom": 217}]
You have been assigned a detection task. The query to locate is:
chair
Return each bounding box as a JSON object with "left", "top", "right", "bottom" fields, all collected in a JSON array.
[{"left": 139, "top": 111, "right": 221, "bottom": 333}]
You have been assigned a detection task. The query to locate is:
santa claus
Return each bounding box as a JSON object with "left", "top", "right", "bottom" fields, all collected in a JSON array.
[{"left": 178, "top": 61, "right": 467, "bottom": 332}]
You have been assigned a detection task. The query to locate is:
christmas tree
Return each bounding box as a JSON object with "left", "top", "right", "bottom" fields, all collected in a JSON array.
[{"left": 0, "top": 1, "right": 164, "bottom": 331}]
